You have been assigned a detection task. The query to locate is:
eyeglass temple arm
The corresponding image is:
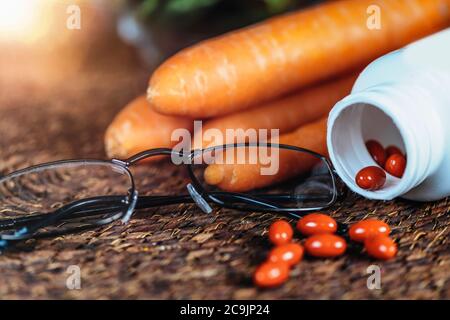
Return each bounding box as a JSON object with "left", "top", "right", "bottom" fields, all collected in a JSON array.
[
  {"left": 0, "top": 191, "right": 320, "bottom": 232},
  {"left": 0, "top": 194, "right": 211, "bottom": 232},
  {"left": 0, "top": 196, "right": 124, "bottom": 230},
  {"left": 122, "top": 148, "right": 184, "bottom": 166}
]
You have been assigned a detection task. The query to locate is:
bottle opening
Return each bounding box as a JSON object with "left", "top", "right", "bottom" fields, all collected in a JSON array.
[{"left": 328, "top": 102, "right": 407, "bottom": 199}]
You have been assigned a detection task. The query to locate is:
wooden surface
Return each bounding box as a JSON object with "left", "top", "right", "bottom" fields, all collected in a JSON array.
[{"left": 0, "top": 10, "right": 449, "bottom": 300}]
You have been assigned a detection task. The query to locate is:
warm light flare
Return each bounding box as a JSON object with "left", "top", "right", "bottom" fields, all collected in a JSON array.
[{"left": 0, "top": 0, "right": 43, "bottom": 42}]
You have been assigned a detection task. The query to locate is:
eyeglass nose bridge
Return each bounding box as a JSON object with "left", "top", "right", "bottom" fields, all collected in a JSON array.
[{"left": 186, "top": 183, "right": 213, "bottom": 214}]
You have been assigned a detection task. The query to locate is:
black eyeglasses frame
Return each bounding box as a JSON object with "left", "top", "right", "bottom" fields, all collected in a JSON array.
[{"left": 0, "top": 143, "right": 340, "bottom": 246}]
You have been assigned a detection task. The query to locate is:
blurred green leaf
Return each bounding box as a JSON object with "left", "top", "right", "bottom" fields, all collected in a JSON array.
[
  {"left": 165, "top": 0, "right": 220, "bottom": 14},
  {"left": 264, "top": 0, "right": 292, "bottom": 14},
  {"left": 138, "top": 0, "right": 159, "bottom": 17}
]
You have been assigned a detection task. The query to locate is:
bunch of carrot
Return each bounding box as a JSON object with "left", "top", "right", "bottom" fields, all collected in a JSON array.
[{"left": 105, "top": 0, "right": 450, "bottom": 189}]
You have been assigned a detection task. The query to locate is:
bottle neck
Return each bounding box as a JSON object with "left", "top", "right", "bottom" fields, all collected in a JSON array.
[{"left": 327, "top": 80, "right": 445, "bottom": 200}]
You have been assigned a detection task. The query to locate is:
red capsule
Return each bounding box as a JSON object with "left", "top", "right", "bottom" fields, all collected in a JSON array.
[
  {"left": 253, "top": 261, "right": 290, "bottom": 288},
  {"left": 366, "top": 140, "right": 387, "bottom": 167},
  {"left": 365, "top": 235, "right": 397, "bottom": 260},
  {"left": 304, "top": 234, "right": 347, "bottom": 258},
  {"left": 296, "top": 213, "right": 337, "bottom": 236},
  {"left": 349, "top": 219, "right": 391, "bottom": 243},
  {"left": 268, "top": 243, "right": 304, "bottom": 267},
  {"left": 386, "top": 145, "right": 403, "bottom": 157},
  {"left": 355, "top": 166, "right": 386, "bottom": 190},
  {"left": 385, "top": 154, "right": 406, "bottom": 178},
  {"left": 268, "top": 220, "right": 293, "bottom": 246}
]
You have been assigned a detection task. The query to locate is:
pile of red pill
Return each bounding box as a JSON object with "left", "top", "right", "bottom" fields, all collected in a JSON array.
[
  {"left": 253, "top": 214, "right": 397, "bottom": 288},
  {"left": 356, "top": 140, "right": 407, "bottom": 191},
  {"left": 253, "top": 220, "right": 302, "bottom": 288}
]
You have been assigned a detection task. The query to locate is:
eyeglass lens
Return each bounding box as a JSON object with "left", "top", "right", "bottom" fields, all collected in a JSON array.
[
  {"left": 0, "top": 161, "right": 133, "bottom": 238},
  {"left": 190, "top": 145, "right": 336, "bottom": 211}
]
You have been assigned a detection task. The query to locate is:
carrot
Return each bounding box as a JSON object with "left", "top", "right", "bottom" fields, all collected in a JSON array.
[
  {"left": 203, "top": 117, "right": 328, "bottom": 192},
  {"left": 105, "top": 95, "right": 193, "bottom": 159},
  {"left": 148, "top": 0, "right": 450, "bottom": 118},
  {"left": 193, "top": 73, "right": 357, "bottom": 149}
]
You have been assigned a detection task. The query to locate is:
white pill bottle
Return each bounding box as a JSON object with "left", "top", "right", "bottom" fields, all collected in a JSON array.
[{"left": 327, "top": 28, "right": 450, "bottom": 201}]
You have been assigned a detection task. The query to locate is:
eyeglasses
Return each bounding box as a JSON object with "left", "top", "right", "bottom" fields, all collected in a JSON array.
[{"left": 0, "top": 143, "right": 343, "bottom": 249}]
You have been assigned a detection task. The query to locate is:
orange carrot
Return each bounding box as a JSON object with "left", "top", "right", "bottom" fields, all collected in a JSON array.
[
  {"left": 105, "top": 95, "right": 193, "bottom": 159},
  {"left": 193, "top": 73, "right": 357, "bottom": 149},
  {"left": 148, "top": 0, "right": 450, "bottom": 118},
  {"left": 203, "top": 117, "right": 328, "bottom": 192}
]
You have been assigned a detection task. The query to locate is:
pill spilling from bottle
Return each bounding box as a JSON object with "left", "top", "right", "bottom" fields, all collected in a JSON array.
[
  {"left": 366, "top": 140, "right": 386, "bottom": 167},
  {"left": 296, "top": 213, "right": 337, "bottom": 236},
  {"left": 254, "top": 214, "right": 397, "bottom": 288},
  {"left": 268, "top": 243, "right": 304, "bottom": 267},
  {"left": 268, "top": 220, "right": 293, "bottom": 246},
  {"left": 349, "top": 219, "right": 391, "bottom": 243},
  {"left": 356, "top": 140, "right": 407, "bottom": 191},
  {"left": 304, "top": 234, "right": 347, "bottom": 258},
  {"left": 356, "top": 166, "right": 386, "bottom": 191}
]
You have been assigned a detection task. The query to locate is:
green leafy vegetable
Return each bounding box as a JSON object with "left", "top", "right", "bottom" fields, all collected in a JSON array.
[
  {"left": 166, "top": 0, "right": 220, "bottom": 14},
  {"left": 134, "top": 0, "right": 304, "bottom": 17},
  {"left": 264, "top": 0, "right": 292, "bottom": 13},
  {"left": 138, "top": 0, "right": 159, "bottom": 17}
]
